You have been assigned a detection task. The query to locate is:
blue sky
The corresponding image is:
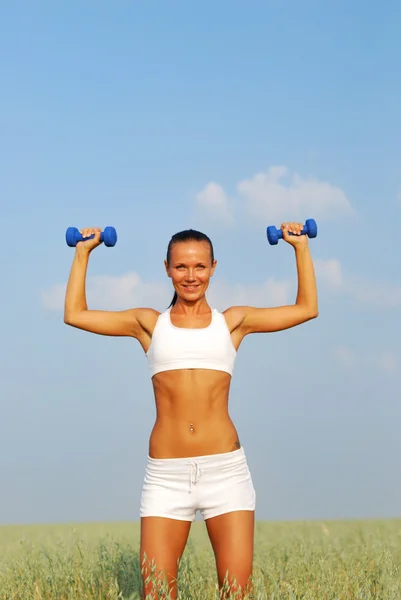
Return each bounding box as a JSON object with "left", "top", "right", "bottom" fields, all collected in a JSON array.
[{"left": 1, "top": 1, "right": 400, "bottom": 525}]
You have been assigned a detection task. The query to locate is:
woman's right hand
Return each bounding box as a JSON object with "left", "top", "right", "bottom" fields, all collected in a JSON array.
[{"left": 76, "top": 227, "right": 103, "bottom": 253}]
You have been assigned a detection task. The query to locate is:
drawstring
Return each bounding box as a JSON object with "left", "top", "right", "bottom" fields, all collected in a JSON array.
[{"left": 189, "top": 461, "right": 202, "bottom": 492}]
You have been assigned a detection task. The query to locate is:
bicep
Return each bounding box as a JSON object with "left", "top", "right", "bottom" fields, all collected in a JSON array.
[
  {"left": 240, "top": 305, "right": 318, "bottom": 335},
  {"left": 64, "top": 308, "right": 141, "bottom": 337}
]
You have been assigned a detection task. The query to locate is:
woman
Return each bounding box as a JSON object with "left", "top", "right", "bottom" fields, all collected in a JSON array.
[{"left": 64, "top": 222, "right": 318, "bottom": 598}]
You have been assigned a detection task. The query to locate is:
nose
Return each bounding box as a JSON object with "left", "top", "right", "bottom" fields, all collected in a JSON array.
[{"left": 185, "top": 268, "right": 196, "bottom": 281}]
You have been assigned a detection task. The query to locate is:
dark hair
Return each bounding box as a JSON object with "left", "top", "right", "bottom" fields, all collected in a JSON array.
[{"left": 166, "top": 229, "right": 214, "bottom": 308}]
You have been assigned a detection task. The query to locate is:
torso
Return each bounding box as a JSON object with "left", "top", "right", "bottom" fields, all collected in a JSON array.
[{"left": 134, "top": 305, "right": 246, "bottom": 459}]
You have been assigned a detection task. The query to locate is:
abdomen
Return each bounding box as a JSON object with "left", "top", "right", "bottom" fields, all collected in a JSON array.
[{"left": 149, "top": 370, "right": 239, "bottom": 458}]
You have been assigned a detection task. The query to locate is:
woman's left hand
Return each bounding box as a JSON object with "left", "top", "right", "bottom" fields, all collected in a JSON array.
[{"left": 281, "top": 222, "right": 309, "bottom": 247}]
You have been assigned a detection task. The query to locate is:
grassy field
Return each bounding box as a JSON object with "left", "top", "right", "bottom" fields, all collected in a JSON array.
[{"left": 0, "top": 519, "right": 400, "bottom": 599}]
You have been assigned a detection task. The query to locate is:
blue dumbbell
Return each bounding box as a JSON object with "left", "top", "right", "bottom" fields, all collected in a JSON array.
[
  {"left": 266, "top": 219, "right": 318, "bottom": 245},
  {"left": 65, "top": 226, "right": 118, "bottom": 247}
]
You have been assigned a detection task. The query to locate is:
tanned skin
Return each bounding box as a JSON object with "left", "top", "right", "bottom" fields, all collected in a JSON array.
[{"left": 64, "top": 223, "right": 318, "bottom": 598}]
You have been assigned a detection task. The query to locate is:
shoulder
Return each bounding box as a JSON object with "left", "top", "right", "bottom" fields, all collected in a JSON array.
[
  {"left": 221, "top": 306, "right": 249, "bottom": 333},
  {"left": 133, "top": 307, "right": 161, "bottom": 335}
]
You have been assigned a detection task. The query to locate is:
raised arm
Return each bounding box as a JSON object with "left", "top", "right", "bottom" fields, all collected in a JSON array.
[
  {"left": 227, "top": 222, "right": 318, "bottom": 337},
  {"left": 64, "top": 228, "right": 158, "bottom": 340}
]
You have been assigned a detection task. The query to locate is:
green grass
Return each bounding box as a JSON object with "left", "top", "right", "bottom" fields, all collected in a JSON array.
[{"left": 0, "top": 519, "right": 400, "bottom": 599}]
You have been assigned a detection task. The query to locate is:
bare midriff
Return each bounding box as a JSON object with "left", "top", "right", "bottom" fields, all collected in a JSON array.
[{"left": 149, "top": 369, "right": 240, "bottom": 459}]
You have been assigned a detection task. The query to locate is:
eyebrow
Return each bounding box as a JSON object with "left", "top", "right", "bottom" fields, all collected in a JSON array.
[{"left": 174, "top": 261, "right": 207, "bottom": 266}]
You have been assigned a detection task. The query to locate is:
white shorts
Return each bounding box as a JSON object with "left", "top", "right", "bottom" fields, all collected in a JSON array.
[{"left": 140, "top": 447, "right": 256, "bottom": 521}]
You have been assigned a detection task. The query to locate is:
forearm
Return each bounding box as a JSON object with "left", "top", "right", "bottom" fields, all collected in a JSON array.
[
  {"left": 294, "top": 245, "right": 318, "bottom": 314},
  {"left": 64, "top": 249, "right": 90, "bottom": 320}
]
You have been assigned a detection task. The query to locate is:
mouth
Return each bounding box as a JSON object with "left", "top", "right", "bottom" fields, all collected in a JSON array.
[{"left": 182, "top": 285, "right": 200, "bottom": 292}]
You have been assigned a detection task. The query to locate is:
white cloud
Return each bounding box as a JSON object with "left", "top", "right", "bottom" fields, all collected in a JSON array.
[
  {"left": 314, "top": 258, "right": 343, "bottom": 291},
  {"left": 42, "top": 283, "right": 67, "bottom": 311},
  {"left": 195, "top": 182, "right": 234, "bottom": 226},
  {"left": 333, "top": 346, "right": 399, "bottom": 376},
  {"left": 87, "top": 273, "right": 170, "bottom": 310},
  {"left": 347, "top": 276, "right": 401, "bottom": 309},
  {"left": 313, "top": 258, "right": 401, "bottom": 309},
  {"left": 208, "top": 277, "right": 293, "bottom": 311},
  {"left": 41, "top": 272, "right": 170, "bottom": 312},
  {"left": 195, "top": 166, "right": 353, "bottom": 227},
  {"left": 42, "top": 259, "right": 401, "bottom": 316},
  {"left": 42, "top": 273, "right": 292, "bottom": 313},
  {"left": 236, "top": 166, "right": 354, "bottom": 223}
]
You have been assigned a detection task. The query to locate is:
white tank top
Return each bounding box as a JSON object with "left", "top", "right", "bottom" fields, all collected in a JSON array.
[{"left": 146, "top": 308, "right": 237, "bottom": 378}]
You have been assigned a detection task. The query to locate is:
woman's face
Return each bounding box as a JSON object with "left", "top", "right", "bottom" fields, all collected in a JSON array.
[{"left": 165, "top": 241, "right": 216, "bottom": 303}]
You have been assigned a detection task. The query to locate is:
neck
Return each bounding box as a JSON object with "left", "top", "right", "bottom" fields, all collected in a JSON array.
[{"left": 172, "top": 298, "right": 211, "bottom": 315}]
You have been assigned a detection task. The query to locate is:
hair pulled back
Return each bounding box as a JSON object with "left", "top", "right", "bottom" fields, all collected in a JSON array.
[{"left": 166, "top": 229, "right": 214, "bottom": 308}]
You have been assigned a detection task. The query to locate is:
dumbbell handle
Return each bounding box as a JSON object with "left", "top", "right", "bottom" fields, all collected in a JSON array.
[
  {"left": 274, "top": 224, "right": 309, "bottom": 241},
  {"left": 75, "top": 231, "right": 105, "bottom": 243}
]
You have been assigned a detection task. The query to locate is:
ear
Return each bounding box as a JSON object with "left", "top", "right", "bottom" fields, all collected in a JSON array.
[
  {"left": 210, "top": 259, "right": 217, "bottom": 277},
  {"left": 164, "top": 259, "right": 172, "bottom": 278}
]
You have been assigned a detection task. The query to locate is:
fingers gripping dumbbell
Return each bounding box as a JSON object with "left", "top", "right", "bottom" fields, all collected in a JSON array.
[
  {"left": 65, "top": 227, "right": 118, "bottom": 247},
  {"left": 266, "top": 219, "right": 318, "bottom": 245}
]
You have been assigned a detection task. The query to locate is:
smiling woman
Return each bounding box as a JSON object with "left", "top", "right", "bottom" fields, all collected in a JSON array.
[
  {"left": 165, "top": 229, "right": 216, "bottom": 309},
  {"left": 63, "top": 224, "right": 318, "bottom": 599}
]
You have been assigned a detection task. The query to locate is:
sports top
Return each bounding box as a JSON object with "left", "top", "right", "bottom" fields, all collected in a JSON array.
[{"left": 146, "top": 308, "right": 237, "bottom": 378}]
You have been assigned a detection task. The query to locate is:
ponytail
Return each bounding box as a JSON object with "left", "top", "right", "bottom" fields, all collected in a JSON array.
[{"left": 168, "top": 291, "right": 178, "bottom": 308}]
